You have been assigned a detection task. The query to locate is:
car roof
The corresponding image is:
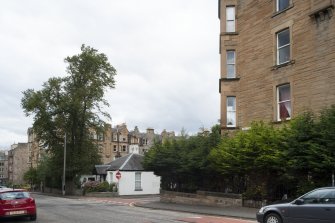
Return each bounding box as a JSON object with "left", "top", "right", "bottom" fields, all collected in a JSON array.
[
  {"left": 314, "top": 187, "right": 335, "bottom": 190},
  {"left": 0, "top": 188, "right": 27, "bottom": 193}
]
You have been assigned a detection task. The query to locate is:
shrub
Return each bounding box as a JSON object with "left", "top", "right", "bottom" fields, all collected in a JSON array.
[{"left": 83, "top": 181, "right": 114, "bottom": 193}]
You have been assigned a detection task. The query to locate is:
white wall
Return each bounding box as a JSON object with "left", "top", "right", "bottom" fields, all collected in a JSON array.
[
  {"left": 106, "top": 171, "right": 161, "bottom": 196},
  {"left": 129, "top": 145, "right": 139, "bottom": 154}
]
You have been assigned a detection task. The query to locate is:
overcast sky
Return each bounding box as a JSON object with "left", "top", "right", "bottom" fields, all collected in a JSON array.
[{"left": 0, "top": 0, "right": 220, "bottom": 149}]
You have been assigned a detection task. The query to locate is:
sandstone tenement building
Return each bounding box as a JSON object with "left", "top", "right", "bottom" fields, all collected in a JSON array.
[
  {"left": 0, "top": 151, "right": 8, "bottom": 185},
  {"left": 95, "top": 123, "right": 174, "bottom": 164},
  {"left": 8, "top": 143, "right": 29, "bottom": 185},
  {"left": 219, "top": 0, "right": 335, "bottom": 132},
  {"left": 27, "top": 123, "right": 175, "bottom": 167}
]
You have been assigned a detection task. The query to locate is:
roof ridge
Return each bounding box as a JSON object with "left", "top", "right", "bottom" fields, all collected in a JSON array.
[{"left": 119, "top": 153, "right": 134, "bottom": 170}]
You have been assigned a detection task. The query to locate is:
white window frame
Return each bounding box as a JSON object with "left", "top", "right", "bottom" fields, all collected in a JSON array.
[
  {"left": 135, "top": 172, "right": 142, "bottom": 191},
  {"left": 276, "top": 28, "right": 290, "bottom": 65},
  {"left": 276, "top": 0, "right": 290, "bottom": 12},
  {"left": 277, "top": 84, "right": 291, "bottom": 121},
  {"left": 226, "top": 96, "right": 236, "bottom": 127},
  {"left": 226, "top": 50, "right": 236, "bottom": 78},
  {"left": 226, "top": 6, "right": 236, "bottom": 33}
]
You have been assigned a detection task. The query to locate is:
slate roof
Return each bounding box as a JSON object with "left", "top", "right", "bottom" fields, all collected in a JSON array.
[
  {"left": 94, "top": 165, "right": 111, "bottom": 175},
  {"left": 106, "top": 153, "right": 144, "bottom": 171}
]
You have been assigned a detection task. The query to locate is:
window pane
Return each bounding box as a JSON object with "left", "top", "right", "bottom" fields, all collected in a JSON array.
[
  {"left": 278, "top": 29, "right": 290, "bottom": 47},
  {"left": 135, "top": 172, "right": 141, "bottom": 190},
  {"left": 227, "top": 51, "right": 235, "bottom": 64},
  {"left": 227, "top": 97, "right": 236, "bottom": 127},
  {"left": 227, "top": 111, "right": 236, "bottom": 126},
  {"left": 227, "top": 65, "right": 235, "bottom": 78},
  {"left": 278, "top": 0, "right": 289, "bottom": 11},
  {"left": 278, "top": 46, "right": 290, "bottom": 64},
  {"left": 226, "top": 21, "right": 235, "bottom": 32},
  {"left": 226, "top": 7, "right": 235, "bottom": 20},
  {"left": 226, "top": 51, "right": 235, "bottom": 78},
  {"left": 226, "top": 6, "right": 235, "bottom": 33},
  {"left": 227, "top": 97, "right": 236, "bottom": 110},
  {"left": 278, "top": 85, "right": 290, "bottom": 101}
]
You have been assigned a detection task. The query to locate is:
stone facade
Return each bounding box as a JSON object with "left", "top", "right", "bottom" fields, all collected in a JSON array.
[
  {"left": 27, "top": 128, "right": 45, "bottom": 169},
  {"left": 98, "top": 123, "right": 175, "bottom": 164},
  {"left": 219, "top": 0, "right": 335, "bottom": 132},
  {"left": 8, "top": 143, "right": 29, "bottom": 185},
  {"left": 0, "top": 151, "right": 8, "bottom": 184}
]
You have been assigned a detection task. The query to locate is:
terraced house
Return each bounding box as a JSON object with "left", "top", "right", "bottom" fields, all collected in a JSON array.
[{"left": 218, "top": 0, "right": 335, "bottom": 132}]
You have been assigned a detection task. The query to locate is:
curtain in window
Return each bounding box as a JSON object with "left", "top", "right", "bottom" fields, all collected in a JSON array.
[{"left": 278, "top": 85, "right": 291, "bottom": 120}]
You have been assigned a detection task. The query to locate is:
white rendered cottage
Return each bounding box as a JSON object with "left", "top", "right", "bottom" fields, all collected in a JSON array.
[{"left": 106, "top": 153, "right": 161, "bottom": 196}]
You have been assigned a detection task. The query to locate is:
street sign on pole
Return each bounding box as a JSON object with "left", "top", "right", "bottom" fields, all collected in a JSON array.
[{"left": 116, "top": 170, "right": 121, "bottom": 180}]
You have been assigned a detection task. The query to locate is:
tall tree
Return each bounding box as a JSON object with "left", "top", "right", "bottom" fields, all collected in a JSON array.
[{"left": 21, "top": 45, "right": 116, "bottom": 193}]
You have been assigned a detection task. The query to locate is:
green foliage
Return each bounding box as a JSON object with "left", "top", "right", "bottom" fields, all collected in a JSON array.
[
  {"left": 209, "top": 122, "right": 285, "bottom": 199},
  {"left": 144, "top": 106, "right": 335, "bottom": 201},
  {"left": 143, "top": 125, "right": 222, "bottom": 192},
  {"left": 21, "top": 45, "right": 116, "bottom": 190},
  {"left": 83, "top": 181, "right": 115, "bottom": 193},
  {"left": 23, "top": 168, "right": 38, "bottom": 185}
]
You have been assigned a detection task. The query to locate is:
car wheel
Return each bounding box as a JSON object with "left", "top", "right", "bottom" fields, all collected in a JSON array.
[
  {"left": 265, "top": 213, "right": 282, "bottom": 223},
  {"left": 30, "top": 214, "right": 37, "bottom": 221}
]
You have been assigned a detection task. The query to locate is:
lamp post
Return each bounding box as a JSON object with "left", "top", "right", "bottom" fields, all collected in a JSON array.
[{"left": 62, "top": 133, "right": 66, "bottom": 196}]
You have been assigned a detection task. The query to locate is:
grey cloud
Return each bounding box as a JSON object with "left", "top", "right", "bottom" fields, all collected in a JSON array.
[{"left": 0, "top": 0, "right": 219, "bottom": 148}]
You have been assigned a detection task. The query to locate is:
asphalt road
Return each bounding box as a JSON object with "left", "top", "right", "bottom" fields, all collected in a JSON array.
[{"left": 0, "top": 194, "right": 256, "bottom": 223}]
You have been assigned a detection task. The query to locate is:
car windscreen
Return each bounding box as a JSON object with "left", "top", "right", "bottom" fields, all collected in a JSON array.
[{"left": 0, "top": 191, "right": 30, "bottom": 200}]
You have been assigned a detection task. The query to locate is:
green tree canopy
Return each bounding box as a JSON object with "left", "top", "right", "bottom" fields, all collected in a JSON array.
[
  {"left": 143, "top": 125, "right": 222, "bottom": 192},
  {"left": 21, "top": 45, "right": 116, "bottom": 192}
]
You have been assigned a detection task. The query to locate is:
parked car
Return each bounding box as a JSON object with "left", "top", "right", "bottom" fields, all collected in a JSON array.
[
  {"left": 256, "top": 187, "right": 335, "bottom": 223},
  {"left": 0, "top": 189, "right": 37, "bottom": 221}
]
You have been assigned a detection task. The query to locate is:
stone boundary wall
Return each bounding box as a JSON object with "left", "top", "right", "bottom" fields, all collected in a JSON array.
[
  {"left": 243, "top": 199, "right": 267, "bottom": 208},
  {"left": 160, "top": 190, "right": 242, "bottom": 207}
]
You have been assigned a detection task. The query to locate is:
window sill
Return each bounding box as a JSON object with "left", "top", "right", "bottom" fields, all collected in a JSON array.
[
  {"left": 221, "top": 126, "right": 239, "bottom": 130},
  {"left": 272, "top": 119, "right": 291, "bottom": 124},
  {"left": 221, "top": 32, "right": 239, "bottom": 36},
  {"left": 220, "top": 77, "right": 240, "bottom": 82},
  {"left": 272, "top": 4, "right": 294, "bottom": 18},
  {"left": 135, "top": 189, "right": 143, "bottom": 191},
  {"left": 271, "top": 60, "right": 295, "bottom": 70}
]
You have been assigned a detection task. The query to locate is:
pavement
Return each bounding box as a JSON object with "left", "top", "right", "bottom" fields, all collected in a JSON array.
[{"left": 134, "top": 200, "right": 258, "bottom": 220}]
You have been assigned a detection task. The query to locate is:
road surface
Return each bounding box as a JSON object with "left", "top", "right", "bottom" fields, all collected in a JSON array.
[{"left": 0, "top": 194, "right": 257, "bottom": 223}]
